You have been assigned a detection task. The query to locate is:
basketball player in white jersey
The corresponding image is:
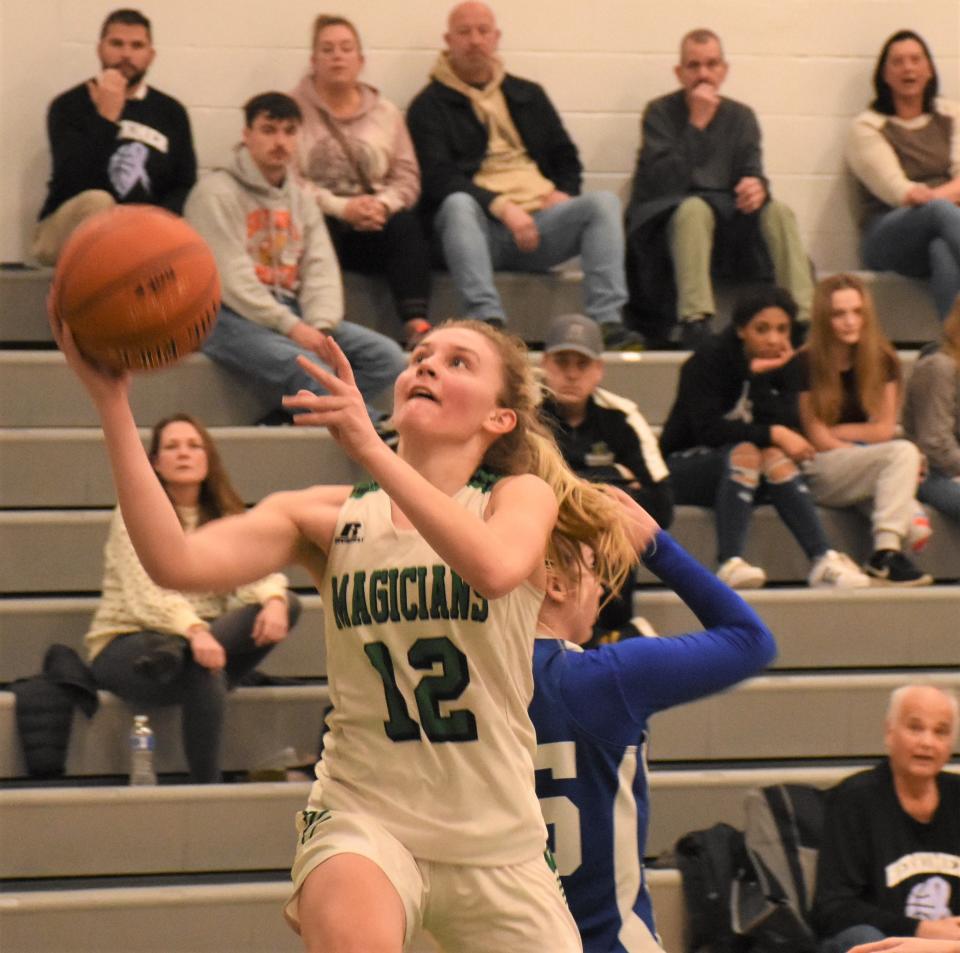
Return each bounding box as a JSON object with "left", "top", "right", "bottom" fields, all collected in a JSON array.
[{"left": 52, "top": 312, "right": 641, "bottom": 952}]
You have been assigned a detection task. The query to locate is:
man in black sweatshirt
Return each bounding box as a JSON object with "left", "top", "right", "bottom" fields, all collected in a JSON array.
[
  {"left": 32, "top": 8, "right": 196, "bottom": 264},
  {"left": 814, "top": 685, "right": 960, "bottom": 953}
]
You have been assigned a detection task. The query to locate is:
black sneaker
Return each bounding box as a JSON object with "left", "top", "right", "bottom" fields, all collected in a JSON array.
[
  {"left": 864, "top": 549, "right": 933, "bottom": 587},
  {"left": 600, "top": 322, "right": 645, "bottom": 352},
  {"left": 677, "top": 316, "right": 714, "bottom": 350}
]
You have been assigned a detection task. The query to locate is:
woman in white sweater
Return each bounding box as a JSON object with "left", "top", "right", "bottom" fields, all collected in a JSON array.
[
  {"left": 86, "top": 413, "right": 300, "bottom": 782},
  {"left": 847, "top": 30, "right": 960, "bottom": 320}
]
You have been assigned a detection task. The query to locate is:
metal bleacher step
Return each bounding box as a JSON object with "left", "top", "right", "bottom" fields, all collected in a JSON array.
[
  {"left": 10, "top": 765, "right": 960, "bottom": 883},
  {"left": 1, "top": 264, "right": 940, "bottom": 348},
  {"left": 3, "top": 672, "right": 957, "bottom": 781},
  {"left": 0, "top": 266, "right": 587, "bottom": 349},
  {"left": 3, "top": 503, "right": 956, "bottom": 594},
  {"left": 0, "top": 686, "right": 329, "bottom": 780},
  {"left": 0, "top": 875, "right": 687, "bottom": 953},
  {"left": 0, "top": 348, "right": 686, "bottom": 428},
  {"left": 2, "top": 586, "right": 958, "bottom": 686},
  {"left": 0, "top": 427, "right": 363, "bottom": 509}
]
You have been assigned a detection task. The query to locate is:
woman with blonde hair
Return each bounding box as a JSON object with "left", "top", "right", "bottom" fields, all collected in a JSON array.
[
  {"left": 86, "top": 413, "right": 301, "bottom": 783},
  {"left": 904, "top": 296, "right": 960, "bottom": 522},
  {"left": 292, "top": 14, "right": 432, "bottom": 349},
  {"left": 797, "top": 274, "right": 932, "bottom": 585},
  {"left": 53, "top": 310, "right": 638, "bottom": 951}
]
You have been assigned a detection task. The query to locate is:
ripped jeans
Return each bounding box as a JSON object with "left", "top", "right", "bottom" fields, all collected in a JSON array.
[{"left": 668, "top": 443, "right": 831, "bottom": 564}]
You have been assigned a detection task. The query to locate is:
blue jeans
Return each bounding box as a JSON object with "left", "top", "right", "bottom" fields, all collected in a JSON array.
[
  {"left": 862, "top": 199, "right": 960, "bottom": 319},
  {"left": 202, "top": 302, "right": 406, "bottom": 420},
  {"left": 434, "top": 191, "right": 628, "bottom": 326},
  {"left": 668, "top": 445, "right": 831, "bottom": 564},
  {"left": 919, "top": 468, "right": 960, "bottom": 522},
  {"left": 819, "top": 924, "right": 885, "bottom": 953}
]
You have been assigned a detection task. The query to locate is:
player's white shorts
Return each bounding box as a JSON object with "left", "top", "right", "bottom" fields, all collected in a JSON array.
[{"left": 285, "top": 807, "right": 582, "bottom": 952}]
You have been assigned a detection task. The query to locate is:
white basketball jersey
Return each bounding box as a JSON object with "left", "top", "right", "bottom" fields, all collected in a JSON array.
[{"left": 308, "top": 473, "right": 548, "bottom": 865}]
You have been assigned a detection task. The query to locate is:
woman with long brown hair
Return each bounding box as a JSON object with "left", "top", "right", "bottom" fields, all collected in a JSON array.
[
  {"left": 86, "top": 413, "right": 301, "bottom": 783},
  {"left": 797, "top": 274, "right": 931, "bottom": 586},
  {"left": 904, "top": 296, "right": 960, "bottom": 522}
]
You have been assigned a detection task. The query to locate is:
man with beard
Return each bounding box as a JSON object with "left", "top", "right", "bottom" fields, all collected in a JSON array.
[
  {"left": 33, "top": 8, "right": 196, "bottom": 264},
  {"left": 185, "top": 92, "right": 405, "bottom": 425},
  {"left": 406, "top": 2, "right": 643, "bottom": 351}
]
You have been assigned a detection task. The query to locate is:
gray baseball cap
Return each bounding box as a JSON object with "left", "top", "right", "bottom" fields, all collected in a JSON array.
[{"left": 544, "top": 314, "right": 603, "bottom": 359}]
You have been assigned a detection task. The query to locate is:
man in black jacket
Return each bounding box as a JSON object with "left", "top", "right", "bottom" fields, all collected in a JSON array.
[
  {"left": 406, "top": 2, "right": 640, "bottom": 350},
  {"left": 33, "top": 8, "right": 196, "bottom": 264}
]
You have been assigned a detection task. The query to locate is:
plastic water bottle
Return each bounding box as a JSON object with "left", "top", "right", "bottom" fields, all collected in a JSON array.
[{"left": 129, "top": 714, "right": 157, "bottom": 786}]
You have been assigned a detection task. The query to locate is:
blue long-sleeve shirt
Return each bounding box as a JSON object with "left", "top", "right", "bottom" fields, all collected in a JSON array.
[{"left": 530, "top": 531, "right": 776, "bottom": 952}]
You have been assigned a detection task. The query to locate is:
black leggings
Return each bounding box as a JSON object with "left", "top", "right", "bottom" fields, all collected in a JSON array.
[
  {"left": 325, "top": 209, "right": 431, "bottom": 324},
  {"left": 91, "top": 594, "right": 302, "bottom": 783}
]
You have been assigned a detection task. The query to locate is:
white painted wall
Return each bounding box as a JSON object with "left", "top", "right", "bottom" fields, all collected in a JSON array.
[{"left": 2, "top": 0, "right": 958, "bottom": 267}]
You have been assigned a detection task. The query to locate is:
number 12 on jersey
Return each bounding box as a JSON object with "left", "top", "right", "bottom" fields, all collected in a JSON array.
[{"left": 364, "top": 636, "right": 479, "bottom": 743}]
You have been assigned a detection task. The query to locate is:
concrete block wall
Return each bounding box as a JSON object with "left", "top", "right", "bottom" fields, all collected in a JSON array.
[{"left": 3, "top": 1, "right": 958, "bottom": 266}]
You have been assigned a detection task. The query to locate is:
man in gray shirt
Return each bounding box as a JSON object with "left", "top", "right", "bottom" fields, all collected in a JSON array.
[{"left": 625, "top": 29, "right": 813, "bottom": 348}]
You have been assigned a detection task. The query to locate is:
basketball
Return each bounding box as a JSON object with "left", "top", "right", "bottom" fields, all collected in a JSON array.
[{"left": 50, "top": 205, "right": 221, "bottom": 371}]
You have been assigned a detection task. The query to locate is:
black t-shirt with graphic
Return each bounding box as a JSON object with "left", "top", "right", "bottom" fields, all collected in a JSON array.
[
  {"left": 813, "top": 761, "right": 960, "bottom": 938},
  {"left": 39, "top": 82, "right": 196, "bottom": 219}
]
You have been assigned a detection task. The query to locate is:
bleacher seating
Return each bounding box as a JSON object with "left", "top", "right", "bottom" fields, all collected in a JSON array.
[{"left": 1, "top": 264, "right": 957, "bottom": 953}]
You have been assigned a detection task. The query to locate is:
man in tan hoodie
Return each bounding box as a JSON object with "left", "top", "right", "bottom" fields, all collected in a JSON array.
[
  {"left": 185, "top": 92, "right": 405, "bottom": 424},
  {"left": 407, "top": 2, "right": 642, "bottom": 351}
]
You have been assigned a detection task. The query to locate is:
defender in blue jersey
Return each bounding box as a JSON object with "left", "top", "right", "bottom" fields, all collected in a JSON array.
[{"left": 530, "top": 496, "right": 776, "bottom": 951}]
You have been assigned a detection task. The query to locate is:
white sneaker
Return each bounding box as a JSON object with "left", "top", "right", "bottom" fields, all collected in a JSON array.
[
  {"left": 717, "top": 556, "right": 767, "bottom": 589},
  {"left": 808, "top": 550, "right": 872, "bottom": 589}
]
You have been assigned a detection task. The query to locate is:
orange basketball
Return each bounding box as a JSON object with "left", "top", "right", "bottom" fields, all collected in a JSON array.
[{"left": 50, "top": 205, "right": 220, "bottom": 371}]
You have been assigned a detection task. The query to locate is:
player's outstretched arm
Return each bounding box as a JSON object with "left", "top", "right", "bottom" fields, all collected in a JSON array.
[
  {"left": 285, "top": 341, "right": 558, "bottom": 598},
  {"left": 51, "top": 318, "right": 323, "bottom": 592}
]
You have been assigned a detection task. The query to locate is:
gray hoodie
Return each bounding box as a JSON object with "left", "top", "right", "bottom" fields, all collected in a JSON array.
[{"left": 185, "top": 145, "right": 343, "bottom": 333}]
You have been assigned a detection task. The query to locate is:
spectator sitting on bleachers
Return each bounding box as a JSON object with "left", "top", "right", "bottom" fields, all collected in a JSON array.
[
  {"left": 538, "top": 312, "right": 672, "bottom": 638},
  {"left": 291, "top": 14, "right": 433, "bottom": 350},
  {"left": 659, "top": 286, "right": 870, "bottom": 590},
  {"left": 812, "top": 685, "right": 960, "bottom": 953},
  {"left": 903, "top": 296, "right": 960, "bottom": 524},
  {"left": 184, "top": 92, "right": 405, "bottom": 425},
  {"left": 32, "top": 8, "right": 196, "bottom": 265},
  {"left": 530, "top": 489, "right": 775, "bottom": 951},
  {"left": 846, "top": 31, "right": 960, "bottom": 321},
  {"left": 539, "top": 314, "right": 673, "bottom": 528},
  {"left": 624, "top": 28, "right": 813, "bottom": 350},
  {"left": 86, "top": 413, "right": 301, "bottom": 784},
  {"left": 797, "top": 273, "right": 932, "bottom": 586},
  {"left": 405, "top": 1, "right": 643, "bottom": 351}
]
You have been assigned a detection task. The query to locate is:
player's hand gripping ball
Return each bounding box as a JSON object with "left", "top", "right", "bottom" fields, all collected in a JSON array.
[{"left": 49, "top": 205, "right": 220, "bottom": 371}]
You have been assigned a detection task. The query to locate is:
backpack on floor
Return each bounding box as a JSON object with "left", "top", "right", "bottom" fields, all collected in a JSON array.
[
  {"left": 733, "top": 783, "right": 825, "bottom": 952},
  {"left": 674, "top": 822, "right": 751, "bottom": 953}
]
